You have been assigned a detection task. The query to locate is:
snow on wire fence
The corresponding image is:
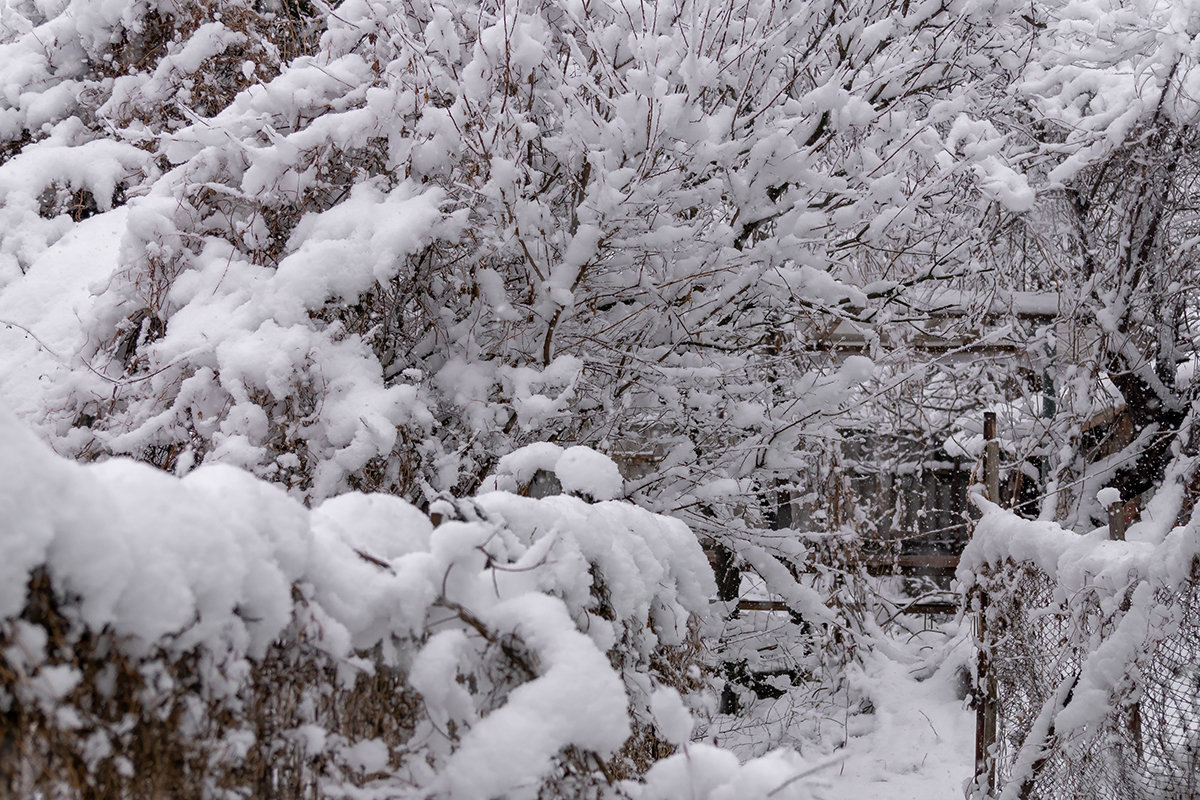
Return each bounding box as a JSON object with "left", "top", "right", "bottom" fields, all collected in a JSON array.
[
  {"left": 0, "top": 413, "right": 823, "bottom": 800},
  {"left": 963, "top": 500, "right": 1200, "bottom": 800}
]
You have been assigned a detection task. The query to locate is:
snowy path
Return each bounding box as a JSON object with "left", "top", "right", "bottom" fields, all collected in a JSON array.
[
  {"left": 819, "top": 637, "right": 974, "bottom": 799},
  {"left": 711, "top": 621, "right": 976, "bottom": 800}
]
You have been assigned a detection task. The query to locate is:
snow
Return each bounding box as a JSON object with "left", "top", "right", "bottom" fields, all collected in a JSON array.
[
  {"left": 705, "top": 598, "right": 976, "bottom": 800},
  {"left": 0, "top": 399, "right": 979, "bottom": 797},
  {"left": 342, "top": 738, "right": 390, "bottom": 774},
  {"left": 825, "top": 643, "right": 975, "bottom": 800},
  {"left": 5, "top": 0, "right": 1193, "bottom": 797},
  {"left": 272, "top": 182, "right": 445, "bottom": 314},
  {"left": 484, "top": 441, "right": 626, "bottom": 500},
  {"left": 958, "top": 496, "right": 1167, "bottom": 593},
  {"left": 438, "top": 593, "right": 631, "bottom": 800},
  {"left": 638, "top": 745, "right": 818, "bottom": 800},
  {"left": 975, "top": 156, "right": 1036, "bottom": 212},
  {"left": 556, "top": 445, "right": 624, "bottom": 500},
  {"left": 959, "top": 489, "right": 1200, "bottom": 598},
  {"left": 488, "top": 442, "right": 566, "bottom": 490},
  {"left": 650, "top": 687, "right": 695, "bottom": 746},
  {"left": 913, "top": 287, "right": 1068, "bottom": 319},
  {"left": 0, "top": 207, "right": 124, "bottom": 421}
]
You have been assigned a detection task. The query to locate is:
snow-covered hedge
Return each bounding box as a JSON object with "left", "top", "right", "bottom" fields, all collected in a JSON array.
[
  {"left": 0, "top": 0, "right": 1031, "bottom": 534},
  {"left": 1, "top": 411, "right": 826, "bottom": 799}
]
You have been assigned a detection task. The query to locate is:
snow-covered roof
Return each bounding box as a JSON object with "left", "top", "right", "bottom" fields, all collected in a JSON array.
[{"left": 911, "top": 288, "right": 1069, "bottom": 319}]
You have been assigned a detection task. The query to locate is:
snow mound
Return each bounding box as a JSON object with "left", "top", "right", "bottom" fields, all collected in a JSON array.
[
  {"left": 556, "top": 445, "right": 624, "bottom": 500},
  {"left": 485, "top": 442, "right": 625, "bottom": 500}
]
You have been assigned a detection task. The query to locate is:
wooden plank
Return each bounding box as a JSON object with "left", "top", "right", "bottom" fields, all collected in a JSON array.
[
  {"left": 736, "top": 598, "right": 958, "bottom": 616},
  {"left": 801, "top": 340, "right": 1024, "bottom": 356},
  {"left": 863, "top": 554, "right": 959, "bottom": 577},
  {"left": 865, "top": 554, "right": 959, "bottom": 568},
  {"left": 736, "top": 600, "right": 792, "bottom": 613},
  {"left": 735, "top": 553, "right": 961, "bottom": 577},
  {"left": 902, "top": 601, "right": 959, "bottom": 615}
]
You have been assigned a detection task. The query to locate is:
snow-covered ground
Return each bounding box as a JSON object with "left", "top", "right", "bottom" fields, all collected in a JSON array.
[
  {"left": 707, "top": 618, "right": 975, "bottom": 800},
  {"left": 825, "top": 639, "right": 973, "bottom": 799}
]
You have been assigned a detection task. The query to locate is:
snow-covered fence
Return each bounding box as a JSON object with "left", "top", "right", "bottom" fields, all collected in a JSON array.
[
  {"left": 0, "top": 413, "right": 833, "bottom": 800},
  {"left": 961, "top": 500, "right": 1200, "bottom": 800}
]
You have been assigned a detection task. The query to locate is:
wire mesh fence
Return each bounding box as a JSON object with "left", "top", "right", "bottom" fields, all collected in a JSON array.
[{"left": 976, "top": 558, "right": 1200, "bottom": 800}]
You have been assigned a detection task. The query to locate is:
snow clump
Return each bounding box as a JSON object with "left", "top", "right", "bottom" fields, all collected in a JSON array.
[{"left": 556, "top": 445, "right": 624, "bottom": 500}]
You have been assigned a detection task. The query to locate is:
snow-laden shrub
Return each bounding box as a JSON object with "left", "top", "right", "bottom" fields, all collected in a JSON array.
[
  {"left": 1, "top": 10, "right": 1040, "bottom": 713},
  {"left": 0, "top": 410, "right": 824, "bottom": 799},
  {"left": 0, "top": 0, "right": 323, "bottom": 284},
  {"left": 20, "top": 0, "right": 1032, "bottom": 523}
]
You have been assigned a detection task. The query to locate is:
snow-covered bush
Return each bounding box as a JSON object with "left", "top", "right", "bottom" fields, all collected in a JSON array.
[
  {"left": 3, "top": 410, "right": 794, "bottom": 798},
  {"left": 0, "top": 0, "right": 323, "bottom": 285},
  {"left": 33, "top": 0, "right": 1200, "bottom": 783},
  {"left": 5, "top": 0, "right": 1030, "bottom": 525},
  {"left": 0, "top": 11, "right": 1046, "bottom": 733}
]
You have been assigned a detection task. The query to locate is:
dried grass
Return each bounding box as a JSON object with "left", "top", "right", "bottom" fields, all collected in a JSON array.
[{"left": 1, "top": 571, "right": 422, "bottom": 800}]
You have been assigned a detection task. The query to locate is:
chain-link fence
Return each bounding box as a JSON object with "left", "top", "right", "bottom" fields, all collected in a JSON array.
[{"left": 975, "top": 559, "right": 1200, "bottom": 799}]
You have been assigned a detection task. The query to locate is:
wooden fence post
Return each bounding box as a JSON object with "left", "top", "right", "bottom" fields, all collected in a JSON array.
[
  {"left": 974, "top": 411, "right": 999, "bottom": 795},
  {"left": 974, "top": 592, "right": 991, "bottom": 793},
  {"left": 1108, "top": 500, "right": 1127, "bottom": 542},
  {"left": 984, "top": 411, "right": 1000, "bottom": 504}
]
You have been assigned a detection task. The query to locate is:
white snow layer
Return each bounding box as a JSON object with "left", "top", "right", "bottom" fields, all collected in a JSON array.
[
  {"left": 958, "top": 495, "right": 1200, "bottom": 592},
  {"left": 486, "top": 441, "right": 625, "bottom": 500},
  {"left": 0, "top": 207, "right": 126, "bottom": 421},
  {"left": 0, "top": 409, "right": 838, "bottom": 799}
]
